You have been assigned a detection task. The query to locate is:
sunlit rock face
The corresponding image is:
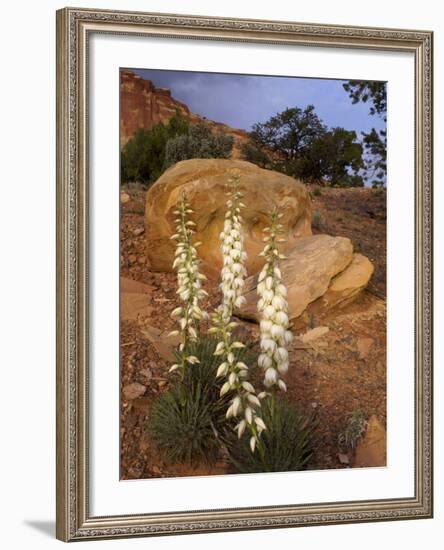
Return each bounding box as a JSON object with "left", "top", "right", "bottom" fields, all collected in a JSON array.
[
  {"left": 238, "top": 234, "right": 355, "bottom": 322},
  {"left": 145, "top": 159, "right": 312, "bottom": 279}
]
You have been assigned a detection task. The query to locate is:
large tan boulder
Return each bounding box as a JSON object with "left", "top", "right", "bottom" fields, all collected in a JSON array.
[
  {"left": 145, "top": 159, "right": 312, "bottom": 278},
  {"left": 236, "top": 234, "right": 354, "bottom": 322}
]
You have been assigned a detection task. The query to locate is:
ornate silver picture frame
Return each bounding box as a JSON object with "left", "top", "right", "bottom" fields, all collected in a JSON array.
[{"left": 56, "top": 7, "right": 433, "bottom": 542}]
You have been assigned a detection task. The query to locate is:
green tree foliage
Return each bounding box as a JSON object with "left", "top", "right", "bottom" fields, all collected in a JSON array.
[
  {"left": 242, "top": 106, "right": 364, "bottom": 186},
  {"left": 121, "top": 112, "right": 189, "bottom": 185},
  {"left": 302, "top": 128, "right": 364, "bottom": 187},
  {"left": 250, "top": 105, "right": 326, "bottom": 162},
  {"left": 362, "top": 128, "right": 387, "bottom": 187},
  {"left": 343, "top": 80, "right": 387, "bottom": 187},
  {"left": 164, "top": 123, "right": 233, "bottom": 169}
]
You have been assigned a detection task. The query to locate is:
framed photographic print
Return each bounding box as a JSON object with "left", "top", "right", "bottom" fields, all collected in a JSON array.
[{"left": 56, "top": 7, "right": 433, "bottom": 542}]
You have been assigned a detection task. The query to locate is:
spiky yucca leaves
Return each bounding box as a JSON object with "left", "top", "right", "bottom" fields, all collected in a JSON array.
[
  {"left": 150, "top": 336, "right": 256, "bottom": 466},
  {"left": 227, "top": 398, "right": 315, "bottom": 473},
  {"left": 169, "top": 193, "right": 208, "bottom": 376},
  {"left": 337, "top": 408, "right": 368, "bottom": 451},
  {"left": 149, "top": 384, "right": 220, "bottom": 466},
  {"left": 211, "top": 173, "right": 265, "bottom": 454},
  {"left": 257, "top": 207, "right": 293, "bottom": 392}
]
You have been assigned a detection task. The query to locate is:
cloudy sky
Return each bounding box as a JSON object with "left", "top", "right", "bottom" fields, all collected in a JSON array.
[{"left": 130, "top": 68, "right": 386, "bottom": 137}]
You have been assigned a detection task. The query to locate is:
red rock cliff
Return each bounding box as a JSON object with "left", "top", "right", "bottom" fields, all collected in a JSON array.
[{"left": 120, "top": 69, "right": 248, "bottom": 157}]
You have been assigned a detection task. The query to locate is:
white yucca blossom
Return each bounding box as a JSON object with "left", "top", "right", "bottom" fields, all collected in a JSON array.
[
  {"left": 218, "top": 174, "right": 248, "bottom": 321},
  {"left": 209, "top": 174, "right": 265, "bottom": 452},
  {"left": 257, "top": 207, "right": 293, "bottom": 393},
  {"left": 209, "top": 308, "right": 265, "bottom": 452},
  {"left": 169, "top": 193, "right": 208, "bottom": 376}
]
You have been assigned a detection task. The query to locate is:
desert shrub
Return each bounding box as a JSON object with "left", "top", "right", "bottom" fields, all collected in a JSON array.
[
  {"left": 121, "top": 112, "right": 189, "bottom": 185},
  {"left": 164, "top": 123, "right": 234, "bottom": 169},
  {"left": 312, "top": 209, "right": 323, "bottom": 229},
  {"left": 312, "top": 186, "right": 322, "bottom": 197},
  {"left": 226, "top": 398, "right": 315, "bottom": 473},
  {"left": 338, "top": 408, "right": 368, "bottom": 450},
  {"left": 150, "top": 336, "right": 256, "bottom": 464},
  {"left": 240, "top": 140, "right": 271, "bottom": 168}
]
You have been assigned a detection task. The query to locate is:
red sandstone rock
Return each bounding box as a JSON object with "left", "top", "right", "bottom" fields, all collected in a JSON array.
[{"left": 120, "top": 69, "right": 249, "bottom": 157}]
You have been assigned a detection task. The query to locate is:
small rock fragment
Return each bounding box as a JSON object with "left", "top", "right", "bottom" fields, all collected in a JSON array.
[
  {"left": 140, "top": 368, "right": 152, "bottom": 381},
  {"left": 338, "top": 452, "right": 350, "bottom": 465},
  {"left": 133, "top": 227, "right": 145, "bottom": 237},
  {"left": 122, "top": 382, "right": 146, "bottom": 400},
  {"left": 357, "top": 337, "right": 374, "bottom": 359}
]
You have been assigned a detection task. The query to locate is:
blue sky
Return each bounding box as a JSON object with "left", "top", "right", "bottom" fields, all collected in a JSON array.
[{"left": 131, "top": 68, "right": 386, "bottom": 137}]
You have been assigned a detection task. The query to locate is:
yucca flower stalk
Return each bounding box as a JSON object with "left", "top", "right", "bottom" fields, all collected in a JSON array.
[
  {"left": 209, "top": 308, "right": 265, "bottom": 452},
  {"left": 257, "top": 207, "right": 293, "bottom": 395},
  {"left": 169, "top": 192, "right": 208, "bottom": 376},
  {"left": 219, "top": 174, "right": 247, "bottom": 320},
  {"left": 209, "top": 174, "right": 265, "bottom": 453}
]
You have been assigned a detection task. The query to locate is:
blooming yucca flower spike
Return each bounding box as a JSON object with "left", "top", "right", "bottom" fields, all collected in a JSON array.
[
  {"left": 219, "top": 174, "right": 248, "bottom": 321},
  {"left": 209, "top": 307, "right": 265, "bottom": 453},
  {"left": 169, "top": 192, "right": 208, "bottom": 377},
  {"left": 208, "top": 173, "right": 266, "bottom": 454},
  {"left": 257, "top": 207, "right": 293, "bottom": 400}
]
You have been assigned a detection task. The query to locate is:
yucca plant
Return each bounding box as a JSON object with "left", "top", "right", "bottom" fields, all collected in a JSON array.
[
  {"left": 257, "top": 207, "right": 293, "bottom": 394},
  {"left": 150, "top": 335, "right": 256, "bottom": 465},
  {"left": 337, "top": 408, "right": 368, "bottom": 451},
  {"left": 226, "top": 398, "right": 315, "bottom": 473},
  {"left": 149, "top": 384, "right": 220, "bottom": 466},
  {"left": 168, "top": 192, "right": 208, "bottom": 377},
  {"left": 179, "top": 335, "right": 255, "bottom": 400},
  {"left": 210, "top": 173, "right": 266, "bottom": 453},
  {"left": 152, "top": 179, "right": 315, "bottom": 469}
]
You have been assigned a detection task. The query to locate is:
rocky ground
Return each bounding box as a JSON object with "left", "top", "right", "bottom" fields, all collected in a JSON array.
[{"left": 120, "top": 184, "right": 387, "bottom": 480}]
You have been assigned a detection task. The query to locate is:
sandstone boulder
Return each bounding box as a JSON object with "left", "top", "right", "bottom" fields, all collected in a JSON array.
[
  {"left": 236, "top": 234, "right": 353, "bottom": 322},
  {"left": 302, "top": 253, "right": 374, "bottom": 320},
  {"left": 145, "top": 159, "right": 312, "bottom": 278},
  {"left": 321, "top": 253, "right": 374, "bottom": 308}
]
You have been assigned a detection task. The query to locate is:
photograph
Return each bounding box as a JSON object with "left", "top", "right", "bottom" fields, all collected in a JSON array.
[
  {"left": 53, "top": 6, "right": 433, "bottom": 541},
  {"left": 119, "top": 68, "right": 388, "bottom": 480}
]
